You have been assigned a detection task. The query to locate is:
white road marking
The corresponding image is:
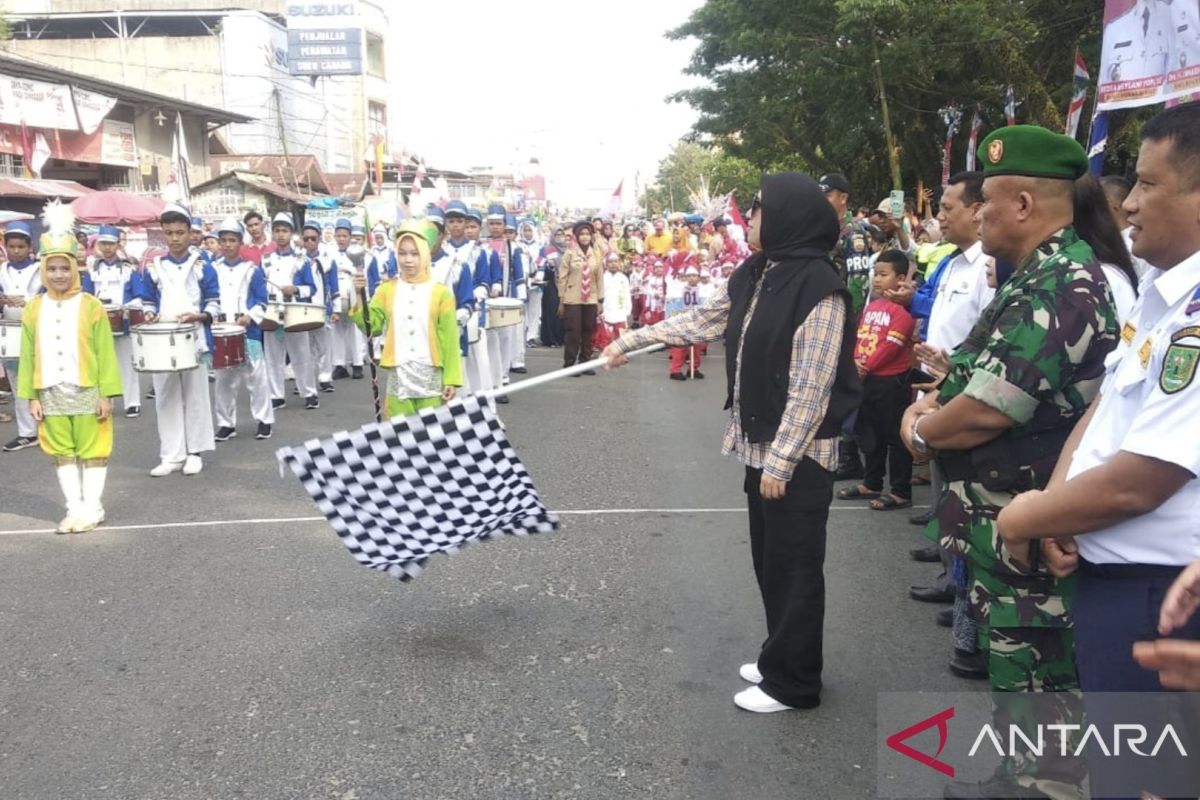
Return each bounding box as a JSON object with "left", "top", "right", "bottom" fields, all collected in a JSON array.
[{"left": 0, "top": 505, "right": 930, "bottom": 537}]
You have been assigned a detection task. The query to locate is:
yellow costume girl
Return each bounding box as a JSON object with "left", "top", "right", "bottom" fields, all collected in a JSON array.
[
  {"left": 17, "top": 201, "right": 122, "bottom": 533},
  {"left": 351, "top": 221, "right": 463, "bottom": 417}
]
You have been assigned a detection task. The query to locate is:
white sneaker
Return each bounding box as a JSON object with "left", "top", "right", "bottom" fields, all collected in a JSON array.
[
  {"left": 739, "top": 662, "right": 763, "bottom": 683},
  {"left": 733, "top": 685, "right": 795, "bottom": 714},
  {"left": 182, "top": 455, "right": 203, "bottom": 476},
  {"left": 150, "top": 461, "right": 183, "bottom": 477}
]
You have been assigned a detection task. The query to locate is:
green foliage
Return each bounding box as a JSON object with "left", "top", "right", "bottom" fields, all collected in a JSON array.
[
  {"left": 640, "top": 141, "right": 763, "bottom": 215},
  {"left": 665, "top": 0, "right": 1139, "bottom": 203}
]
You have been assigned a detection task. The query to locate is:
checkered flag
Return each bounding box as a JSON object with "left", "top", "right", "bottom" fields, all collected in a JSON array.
[{"left": 276, "top": 395, "right": 558, "bottom": 581}]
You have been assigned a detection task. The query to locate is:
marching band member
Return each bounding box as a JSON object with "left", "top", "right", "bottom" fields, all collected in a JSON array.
[
  {"left": 304, "top": 221, "right": 340, "bottom": 395},
  {"left": 483, "top": 209, "right": 527, "bottom": 398},
  {"left": 86, "top": 224, "right": 143, "bottom": 418},
  {"left": 326, "top": 219, "right": 364, "bottom": 381},
  {"left": 137, "top": 203, "right": 220, "bottom": 477},
  {"left": 17, "top": 205, "right": 122, "bottom": 533},
  {"left": 349, "top": 222, "right": 461, "bottom": 417},
  {"left": 261, "top": 212, "right": 320, "bottom": 410},
  {"left": 441, "top": 204, "right": 496, "bottom": 403},
  {"left": 367, "top": 223, "right": 397, "bottom": 289},
  {"left": 503, "top": 215, "right": 528, "bottom": 375},
  {"left": 211, "top": 218, "right": 273, "bottom": 442},
  {"left": 1, "top": 221, "right": 44, "bottom": 452},
  {"left": 514, "top": 218, "right": 543, "bottom": 348}
]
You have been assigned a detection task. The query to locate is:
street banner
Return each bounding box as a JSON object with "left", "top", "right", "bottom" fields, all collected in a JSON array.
[{"left": 1098, "top": 0, "right": 1200, "bottom": 110}]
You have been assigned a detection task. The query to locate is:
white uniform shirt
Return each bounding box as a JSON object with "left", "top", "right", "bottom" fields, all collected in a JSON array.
[
  {"left": 90, "top": 260, "right": 133, "bottom": 308},
  {"left": 214, "top": 257, "right": 264, "bottom": 325},
  {"left": 390, "top": 280, "right": 435, "bottom": 365},
  {"left": 0, "top": 260, "right": 42, "bottom": 321},
  {"left": 601, "top": 271, "right": 631, "bottom": 324},
  {"left": 36, "top": 293, "right": 84, "bottom": 387},
  {"left": 925, "top": 241, "right": 994, "bottom": 353},
  {"left": 1071, "top": 250, "right": 1200, "bottom": 566},
  {"left": 1100, "top": 263, "right": 1137, "bottom": 326},
  {"left": 262, "top": 251, "right": 308, "bottom": 303}
]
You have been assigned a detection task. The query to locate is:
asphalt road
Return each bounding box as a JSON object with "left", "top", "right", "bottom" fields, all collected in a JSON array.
[{"left": 0, "top": 342, "right": 980, "bottom": 800}]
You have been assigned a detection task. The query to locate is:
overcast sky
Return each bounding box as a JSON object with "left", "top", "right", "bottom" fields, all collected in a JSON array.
[{"left": 390, "top": 0, "right": 704, "bottom": 209}]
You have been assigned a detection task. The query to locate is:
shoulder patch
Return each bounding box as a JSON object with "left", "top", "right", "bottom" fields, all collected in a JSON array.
[
  {"left": 1160, "top": 343, "right": 1200, "bottom": 394},
  {"left": 1171, "top": 326, "right": 1200, "bottom": 343}
]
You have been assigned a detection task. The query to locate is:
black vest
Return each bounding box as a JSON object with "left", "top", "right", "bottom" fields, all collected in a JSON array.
[{"left": 724, "top": 253, "right": 862, "bottom": 444}]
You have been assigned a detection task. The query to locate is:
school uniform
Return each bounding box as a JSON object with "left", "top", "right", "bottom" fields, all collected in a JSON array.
[
  {"left": 1, "top": 256, "right": 43, "bottom": 442},
  {"left": 212, "top": 255, "right": 273, "bottom": 435},
  {"left": 261, "top": 249, "right": 319, "bottom": 404},
  {"left": 87, "top": 257, "right": 142, "bottom": 413}
]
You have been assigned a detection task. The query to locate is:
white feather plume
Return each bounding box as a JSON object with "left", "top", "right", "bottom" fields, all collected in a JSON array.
[
  {"left": 687, "top": 177, "right": 729, "bottom": 224},
  {"left": 41, "top": 198, "right": 76, "bottom": 237}
]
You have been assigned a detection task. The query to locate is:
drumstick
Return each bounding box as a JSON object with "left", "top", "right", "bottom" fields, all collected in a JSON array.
[{"left": 358, "top": 283, "right": 383, "bottom": 423}]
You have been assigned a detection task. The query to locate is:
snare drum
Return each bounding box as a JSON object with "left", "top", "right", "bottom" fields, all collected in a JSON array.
[
  {"left": 261, "top": 300, "right": 286, "bottom": 332},
  {"left": 283, "top": 302, "right": 326, "bottom": 333},
  {"left": 125, "top": 307, "right": 147, "bottom": 327},
  {"left": 211, "top": 324, "right": 247, "bottom": 370},
  {"left": 486, "top": 297, "right": 525, "bottom": 329},
  {"left": 105, "top": 306, "right": 126, "bottom": 336},
  {"left": 130, "top": 323, "right": 200, "bottom": 373},
  {"left": 0, "top": 319, "right": 21, "bottom": 359}
]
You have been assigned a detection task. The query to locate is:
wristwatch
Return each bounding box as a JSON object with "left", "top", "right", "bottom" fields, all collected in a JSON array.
[{"left": 910, "top": 415, "right": 931, "bottom": 456}]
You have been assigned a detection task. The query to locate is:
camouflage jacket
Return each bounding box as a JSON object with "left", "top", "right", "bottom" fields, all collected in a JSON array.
[
  {"left": 931, "top": 226, "right": 1119, "bottom": 626},
  {"left": 832, "top": 220, "right": 874, "bottom": 315}
]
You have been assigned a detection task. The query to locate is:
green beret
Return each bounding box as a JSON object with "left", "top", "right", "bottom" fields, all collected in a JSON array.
[{"left": 978, "top": 125, "right": 1088, "bottom": 181}]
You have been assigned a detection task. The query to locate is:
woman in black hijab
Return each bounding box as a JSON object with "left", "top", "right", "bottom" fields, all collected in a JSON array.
[{"left": 602, "top": 173, "right": 861, "bottom": 713}]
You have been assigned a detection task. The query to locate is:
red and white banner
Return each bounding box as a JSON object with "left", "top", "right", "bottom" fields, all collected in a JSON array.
[
  {"left": 72, "top": 87, "right": 118, "bottom": 135},
  {"left": 0, "top": 76, "right": 78, "bottom": 129},
  {"left": 1098, "top": 0, "right": 1200, "bottom": 110},
  {"left": 0, "top": 118, "right": 136, "bottom": 167}
]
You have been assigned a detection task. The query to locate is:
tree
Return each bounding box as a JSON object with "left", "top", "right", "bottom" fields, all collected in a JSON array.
[
  {"left": 640, "top": 141, "right": 763, "bottom": 216},
  {"left": 668, "top": 0, "right": 1108, "bottom": 203}
]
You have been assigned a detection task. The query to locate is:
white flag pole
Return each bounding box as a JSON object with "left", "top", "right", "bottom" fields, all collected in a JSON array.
[{"left": 478, "top": 343, "right": 665, "bottom": 400}]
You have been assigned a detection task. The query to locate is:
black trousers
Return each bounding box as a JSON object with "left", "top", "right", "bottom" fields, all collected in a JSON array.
[
  {"left": 857, "top": 374, "right": 912, "bottom": 498},
  {"left": 745, "top": 458, "right": 834, "bottom": 707},
  {"left": 562, "top": 304, "right": 597, "bottom": 367}
]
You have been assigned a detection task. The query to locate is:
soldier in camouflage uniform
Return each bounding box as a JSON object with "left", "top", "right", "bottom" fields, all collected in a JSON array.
[{"left": 903, "top": 126, "right": 1119, "bottom": 800}]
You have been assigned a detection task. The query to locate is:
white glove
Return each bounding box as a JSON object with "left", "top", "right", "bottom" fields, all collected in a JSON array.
[
  {"left": 473, "top": 285, "right": 489, "bottom": 302},
  {"left": 456, "top": 307, "right": 469, "bottom": 325}
]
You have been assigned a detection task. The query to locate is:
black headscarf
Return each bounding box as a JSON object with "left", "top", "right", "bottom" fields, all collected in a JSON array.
[{"left": 756, "top": 172, "right": 840, "bottom": 263}]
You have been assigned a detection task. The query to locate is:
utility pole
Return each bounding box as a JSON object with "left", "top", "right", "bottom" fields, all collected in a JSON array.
[{"left": 871, "top": 36, "right": 902, "bottom": 191}]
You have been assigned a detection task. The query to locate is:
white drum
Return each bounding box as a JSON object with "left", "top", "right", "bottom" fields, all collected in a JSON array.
[
  {"left": 131, "top": 323, "right": 200, "bottom": 373},
  {"left": 283, "top": 302, "right": 326, "bottom": 333},
  {"left": 261, "top": 300, "right": 286, "bottom": 332},
  {"left": 486, "top": 297, "right": 525, "bottom": 329},
  {"left": 0, "top": 318, "right": 21, "bottom": 359}
]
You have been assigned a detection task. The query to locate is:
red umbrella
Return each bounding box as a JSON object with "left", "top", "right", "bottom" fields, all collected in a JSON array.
[{"left": 71, "top": 191, "right": 166, "bottom": 225}]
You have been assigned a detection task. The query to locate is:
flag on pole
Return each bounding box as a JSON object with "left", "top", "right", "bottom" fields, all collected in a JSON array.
[
  {"left": 1004, "top": 85, "right": 1018, "bottom": 126},
  {"left": 276, "top": 395, "right": 559, "bottom": 582},
  {"left": 965, "top": 105, "right": 983, "bottom": 171},
  {"left": 602, "top": 180, "right": 623, "bottom": 218},
  {"left": 167, "top": 111, "right": 191, "bottom": 204},
  {"left": 1065, "top": 51, "right": 1090, "bottom": 139},
  {"left": 30, "top": 131, "right": 51, "bottom": 178},
  {"left": 940, "top": 106, "right": 963, "bottom": 186},
  {"left": 1087, "top": 111, "right": 1109, "bottom": 176}
]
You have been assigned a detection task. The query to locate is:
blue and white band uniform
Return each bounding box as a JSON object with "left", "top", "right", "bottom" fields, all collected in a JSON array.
[
  {"left": 261, "top": 248, "right": 319, "bottom": 401},
  {"left": 87, "top": 257, "right": 143, "bottom": 411},
  {"left": 0, "top": 254, "right": 43, "bottom": 439},
  {"left": 137, "top": 251, "right": 221, "bottom": 464},
  {"left": 213, "top": 254, "right": 274, "bottom": 430}
]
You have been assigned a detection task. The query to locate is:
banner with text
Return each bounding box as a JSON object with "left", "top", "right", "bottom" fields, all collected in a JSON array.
[{"left": 1098, "top": 0, "right": 1200, "bottom": 110}]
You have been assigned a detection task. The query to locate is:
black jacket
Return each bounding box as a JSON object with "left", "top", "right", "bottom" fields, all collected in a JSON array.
[{"left": 724, "top": 173, "right": 862, "bottom": 445}]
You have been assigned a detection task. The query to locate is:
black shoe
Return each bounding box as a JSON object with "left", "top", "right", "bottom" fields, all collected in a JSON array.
[
  {"left": 146, "top": 387, "right": 156, "bottom": 399},
  {"left": 669, "top": 372, "right": 687, "bottom": 381},
  {"left": 352, "top": 366, "right": 364, "bottom": 379},
  {"left": 125, "top": 406, "right": 141, "bottom": 418},
  {"left": 331, "top": 366, "right": 350, "bottom": 380},
  {"left": 910, "top": 544, "right": 941, "bottom": 563},
  {"left": 581, "top": 369, "right": 596, "bottom": 376},
  {"left": 833, "top": 461, "right": 864, "bottom": 481},
  {"left": 214, "top": 426, "right": 237, "bottom": 442},
  {"left": 319, "top": 381, "right": 336, "bottom": 393},
  {"left": 936, "top": 608, "right": 953, "bottom": 628},
  {"left": 909, "top": 509, "right": 936, "bottom": 526},
  {"left": 305, "top": 395, "right": 320, "bottom": 410},
  {"left": 496, "top": 394, "right": 510, "bottom": 404},
  {"left": 272, "top": 398, "right": 286, "bottom": 409},
  {"left": 2, "top": 435, "right": 37, "bottom": 452},
  {"left": 943, "top": 774, "right": 1049, "bottom": 799},
  {"left": 949, "top": 648, "right": 988, "bottom": 680},
  {"left": 910, "top": 586, "right": 955, "bottom": 604},
  {"left": 208, "top": 373, "right": 216, "bottom": 384},
  {"left": 692, "top": 370, "right": 705, "bottom": 379},
  {"left": 510, "top": 366, "right": 528, "bottom": 374},
  {"left": 255, "top": 422, "right": 272, "bottom": 440}
]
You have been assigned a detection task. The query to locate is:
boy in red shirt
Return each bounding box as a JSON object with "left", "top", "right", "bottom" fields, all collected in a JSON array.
[{"left": 839, "top": 250, "right": 915, "bottom": 510}]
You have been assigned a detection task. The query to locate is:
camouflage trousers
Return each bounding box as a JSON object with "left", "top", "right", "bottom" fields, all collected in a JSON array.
[{"left": 973, "top": 575, "right": 1088, "bottom": 800}]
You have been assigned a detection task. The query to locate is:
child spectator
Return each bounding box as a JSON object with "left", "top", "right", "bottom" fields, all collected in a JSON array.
[
  {"left": 839, "top": 250, "right": 915, "bottom": 510},
  {"left": 666, "top": 266, "right": 706, "bottom": 380},
  {"left": 596, "top": 252, "right": 631, "bottom": 351}
]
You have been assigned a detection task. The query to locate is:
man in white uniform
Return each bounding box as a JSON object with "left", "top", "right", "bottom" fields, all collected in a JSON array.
[
  {"left": 996, "top": 102, "right": 1200, "bottom": 799},
  {"left": 86, "top": 224, "right": 142, "bottom": 418},
  {"left": 1, "top": 222, "right": 43, "bottom": 451}
]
